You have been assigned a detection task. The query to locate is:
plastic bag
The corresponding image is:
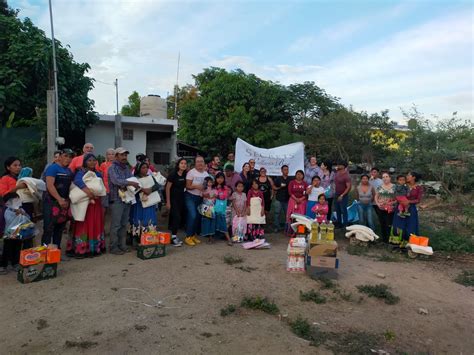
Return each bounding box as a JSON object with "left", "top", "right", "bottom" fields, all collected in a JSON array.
[
  {"left": 4, "top": 213, "right": 36, "bottom": 240},
  {"left": 198, "top": 202, "right": 214, "bottom": 219},
  {"left": 214, "top": 199, "right": 227, "bottom": 215}
]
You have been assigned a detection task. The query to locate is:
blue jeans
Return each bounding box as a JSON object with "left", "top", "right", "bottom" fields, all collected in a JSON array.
[
  {"left": 185, "top": 192, "right": 202, "bottom": 237},
  {"left": 335, "top": 194, "right": 349, "bottom": 227},
  {"left": 357, "top": 203, "right": 375, "bottom": 230},
  {"left": 273, "top": 200, "right": 288, "bottom": 230}
]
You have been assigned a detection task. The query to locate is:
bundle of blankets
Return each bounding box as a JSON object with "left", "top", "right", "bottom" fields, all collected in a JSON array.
[{"left": 345, "top": 224, "right": 380, "bottom": 242}]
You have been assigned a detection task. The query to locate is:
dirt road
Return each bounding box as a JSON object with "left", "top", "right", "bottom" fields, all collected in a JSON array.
[{"left": 0, "top": 225, "right": 473, "bottom": 354}]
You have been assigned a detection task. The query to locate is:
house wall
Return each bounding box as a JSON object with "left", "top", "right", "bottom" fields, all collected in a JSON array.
[{"left": 85, "top": 123, "right": 147, "bottom": 163}]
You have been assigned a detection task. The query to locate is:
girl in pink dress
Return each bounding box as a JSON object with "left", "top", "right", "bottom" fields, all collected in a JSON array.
[{"left": 286, "top": 170, "right": 308, "bottom": 234}]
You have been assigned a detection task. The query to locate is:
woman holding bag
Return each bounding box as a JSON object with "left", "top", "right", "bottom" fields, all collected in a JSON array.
[
  {"left": 67, "top": 154, "right": 106, "bottom": 258},
  {"left": 128, "top": 161, "right": 160, "bottom": 246}
]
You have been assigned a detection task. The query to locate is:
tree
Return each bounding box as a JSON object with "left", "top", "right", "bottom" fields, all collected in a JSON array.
[
  {"left": 301, "top": 108, "right": 397, "bottom": 164},
  {"left": 0, "top": 3, "right": 97, "bottom": 140},
  {"left": 178, "top": 67, "right": 297, "bottom": 155},
  {"left": 120, "top": 91, "right": 141, "bottom": 116},
  {"left": 166, "top": 84, "right": 198, "bottom": 119}
]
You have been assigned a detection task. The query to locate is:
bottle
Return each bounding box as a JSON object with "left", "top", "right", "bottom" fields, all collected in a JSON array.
[
  {"left": 320, "top": 221, "right": 328, "bottom": 241},
  {"left": 327, "top": 221, "right": 335, "bottom": 241},
  {"left": 310, "top": 221, "right": 319, "bottom": 244}
]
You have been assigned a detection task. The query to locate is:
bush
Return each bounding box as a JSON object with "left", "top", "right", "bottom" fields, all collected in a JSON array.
[
  {"left": 220, "top": 304, "right": 237, "bottom": 317},
  {"left": 423, "top": 226, "right": 474, "bottom": 253},
  {"left": 299, "top": 290, "right": 326, "bottom": 304},
  {"left": 454, "top": 270, "right": 474, "bottom": 287},
  {"left": 356, "top": 284, "right": 400, "bottom": 305},
  {"left": 240, "top": 296, "right": 279, "bottom": 315}
]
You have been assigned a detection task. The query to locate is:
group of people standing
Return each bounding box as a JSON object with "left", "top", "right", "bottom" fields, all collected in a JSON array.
[{"left": 0, "top": 146, "right": 423, "bottom": 274}]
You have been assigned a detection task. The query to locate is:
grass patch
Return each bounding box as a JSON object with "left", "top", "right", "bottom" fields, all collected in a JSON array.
[
  {"left": 289, "top": 316, "right": 382, "bottom": 352},
  {"left": 223, "top": 254, "right": 244, "bottom": 265},
  {"left": 326, "top": 331, "right": 381, "bottom": 355},
  {"left": 384, "top": 330, "right": 396, "bottom": 341},
  {"left": 241, "top": 296, "right": 279, "bottom": 315},
  {"left": 317, "top": 276, "right": 337, "bottom": 289},
  {"left": 64, "top": 341, "right": 98, "bottom": 349},
  {"left": 421, "top": 225, "right": 474, "bottom": 253},
  {"left": 454, "top": 270, "right": 474, "bottom": 287},
  {"left": 289, "top": 316, "right": 327, "bottom": 347},
  {"left": 220, "top": 304, "right": 237, "bottom": 317},
  {"left": 376, "top": 253, "right": 404, "bottom": 262},
  {"left": 299, "top": 290, "right": 327, "bottom": 304},
  {"left": 333, "top": 288, "right": 353, "bottom": 301},
  {"left": 356, "top": 284, "right": 400, "bottom": 305}
]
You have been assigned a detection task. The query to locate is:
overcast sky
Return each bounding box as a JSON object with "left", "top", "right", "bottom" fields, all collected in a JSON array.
[{"left": 11, "top": 0, "right": 474, "bottom": 123}]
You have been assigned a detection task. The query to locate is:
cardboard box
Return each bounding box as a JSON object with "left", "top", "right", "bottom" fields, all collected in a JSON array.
[
  {"left": 19, "top": 248, "right": 48, "bottom": 266},
  {"left": 137, "top": 244, "right": 166, "bottom": 260},
  {"left": 158, "top": 232, "right": 171, "bottom": 245},
  {"left": 140, "top": 232, "right": 160, "bottom": 246},
  {"left": 306, "top": 255, "right": 339, "bottom": 269},
  {"left": 18, "top": 263, "right": 58, "bottom": 284},
  {"left": 308, "top": 241, "right": 338, "bottom": 257}
]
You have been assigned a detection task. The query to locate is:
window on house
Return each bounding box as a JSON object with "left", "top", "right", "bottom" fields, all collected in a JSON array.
[
  {"left": 123, "top": 128, "right": 133, "bottom": 140},
  {"left": 153, "top": 152, "right": 170, "bottom": 165}
]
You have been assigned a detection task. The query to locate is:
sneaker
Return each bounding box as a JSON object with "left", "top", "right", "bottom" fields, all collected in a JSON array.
[
  {"left": 172, "top": 238, "right": 183, "bottom": 247},
  {"left": 191, "top": 235, "right": 201, "bottom": 244},
  {"left": 0, "top": 267, "right": 8, "bottom": 275},
  {"left": 184, "top": 237, "right": 196, "bottom": 246}
]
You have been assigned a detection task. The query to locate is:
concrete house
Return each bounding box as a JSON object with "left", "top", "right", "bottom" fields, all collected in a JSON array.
[{"left": 85, "top": 95, "right": 177, "bottom": 169}]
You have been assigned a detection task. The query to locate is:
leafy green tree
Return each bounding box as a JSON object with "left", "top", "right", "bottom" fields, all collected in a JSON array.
[
  {"left": 301, "top": 108, "right": 396, "bottom": 164},
  {"left": 120, "top": 91, "right": 141, "bottom": 116},
  {"left": 0, "top": 2, "right": 96, "bottom": 138},
  {"left": 178, "top": 67, "right": 298, "bottom": 154},
  {"left": 166, "top": 84, "right": 198, "bottom": 119}
]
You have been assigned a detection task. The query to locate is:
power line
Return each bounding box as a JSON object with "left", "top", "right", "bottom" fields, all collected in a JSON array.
[{"left": 94, "top": 79, "right": 115, "bottom": 86}]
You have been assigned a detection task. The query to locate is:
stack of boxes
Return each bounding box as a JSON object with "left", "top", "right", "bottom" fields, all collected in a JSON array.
[
  {"left": 137, "top": 230, "right": 170, "bottom": 260},
  {"left": 306, "top": 221, "right": 339, "bottom": 279},
  {"left": 286, "top": 225, "right": 307, "bottom": 272},
  {"left": 18, "top": 245, "right": 61, "bottom": 284}
]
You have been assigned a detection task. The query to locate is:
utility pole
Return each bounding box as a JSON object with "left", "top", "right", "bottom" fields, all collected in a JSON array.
[
  {"left": 48, "top": 0, "right": 59, "bottom": 143},
  {"left": 174, "top": 52, "right": 180, "bottom": 119},
  {"left": 46, "top": 91, "right": 56, "bottom": 163},
  {"left": 114, "top": 78, "right": 122, "bottom": 148}
]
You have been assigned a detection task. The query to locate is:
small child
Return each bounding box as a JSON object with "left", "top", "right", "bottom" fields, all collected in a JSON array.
[
  {"left": 306, "top": 175, "right": 325, "bottom": 219},
  {"left": 0, "top": 193, "right": 32, "bottom": 275},
  {"left": 231, "top": 181, "right": 247, "bottom": 242},
  {"left": 395, "top": 175, "right": 410, "bottom": 218},
  {"left": 246, "top": 179, "right": 265, "bottom": 241},
  {"left": 201, "top": 177, "right": 217, "bottom": 243},
  {"left": 214, "top": 172, "right": 233, "bottom": 246},
  {"left": 311, "top": 194, "right": 329, "bottom": 223}
]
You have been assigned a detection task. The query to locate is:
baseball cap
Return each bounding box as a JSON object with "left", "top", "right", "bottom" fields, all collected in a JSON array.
[
  {"left": 115, "top": 147, "right": 130, "bottom": 154},
  {"left": 60, "top": 148, "right": 74, "bottom": 156}
]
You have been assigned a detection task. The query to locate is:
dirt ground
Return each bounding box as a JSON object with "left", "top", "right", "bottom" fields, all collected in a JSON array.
[{"left": 0, "top": 214, "right": 473, "bottom": 354}]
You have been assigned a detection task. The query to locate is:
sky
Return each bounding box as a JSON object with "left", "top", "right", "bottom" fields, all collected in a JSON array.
[{"left": 10, "top": 0, "right": 474, "bottom": 123}]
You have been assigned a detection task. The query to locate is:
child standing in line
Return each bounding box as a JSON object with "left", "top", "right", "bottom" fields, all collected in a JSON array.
[
  {"left": 231, "top": 181, "right": 247, "bottom": 242},
  {"left": 246, "top": 179, "right": 265, "bottom": 241},
  {"left": 394, "top": 175, "right": 410, "bottom": 218},
  {"left": 214, "top": 172, "right": 233, "bottom": 246},
  {"left": 201, "top": 177, "right": 217, "bottom": 243},
  {"left": 0, "top": 193, "right": 32, "bottom": 275},
  {"left": 306, "top": 175, "right": 325, "bottom": 219},
  {"left": 311, "top": 194, "right": 329, "bottom": 223}
]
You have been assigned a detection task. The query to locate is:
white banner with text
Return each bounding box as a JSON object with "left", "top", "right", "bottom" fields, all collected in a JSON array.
[{"left": 234, "top": 138, "right": 305, "bottom": 176}]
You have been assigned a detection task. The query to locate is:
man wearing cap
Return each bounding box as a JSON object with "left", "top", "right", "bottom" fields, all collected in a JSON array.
[
  {"left": 41, "top": 149, "right": 74, "bottom": 254},
  {"left": 69, "top": 142, "right": 98, "bottom": 174},
  {"left": 108, "top": 147, "right": 140, "bottom": 255}
]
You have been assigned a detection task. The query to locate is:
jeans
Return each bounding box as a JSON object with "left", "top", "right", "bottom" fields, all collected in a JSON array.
[
  {"left": 41, "top": 198, "right": 67, "bottom": 248},
  {"left": 185, "top": 192, "right": 202, "bottom": 237},
  {"left": 273, "top": 200, "right": 288, "bottom": 230},
  {"left": 357, "top": 203, "right": 375, "bottom": 230},
  {"left": 109, "top": 201, "right": 131, "bottom": 252},
  {"left": 335, "top": 194, "right": 349, "bottom": 227}
]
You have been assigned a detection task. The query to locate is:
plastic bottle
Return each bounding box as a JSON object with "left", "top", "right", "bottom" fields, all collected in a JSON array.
[
  {"left": 327, "top": 221, "right": 335, "bottom": 241},
  {"left": 320, "top": 221, "right": 328, "bottom": 241},
  {"left": 310, "top": 221, "right": 319, "bottom": 244}
]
